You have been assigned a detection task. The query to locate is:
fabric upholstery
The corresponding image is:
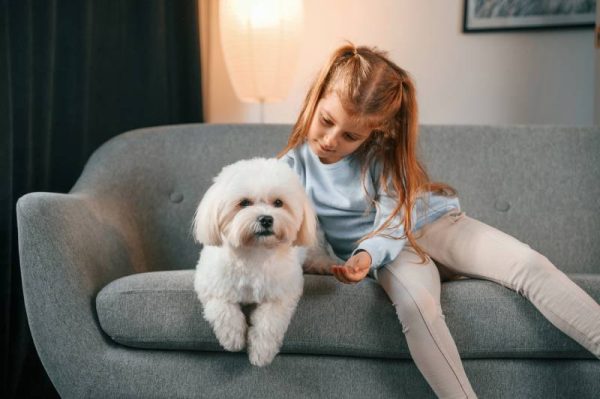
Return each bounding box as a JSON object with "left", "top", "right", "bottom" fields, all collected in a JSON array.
[
  {"left": 17, "top": 123, "right": 600, "bottom": 398},
  {"left": 73, "top": 124, "right": 600, "bottom": 274},
  {"left": 97, "top": 270, "right": 600, "bottom": 359}
]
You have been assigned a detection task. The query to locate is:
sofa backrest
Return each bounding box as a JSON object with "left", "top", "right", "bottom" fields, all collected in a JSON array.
[{"left": 72, "top": 123, "right": 600, "bottom": 273}]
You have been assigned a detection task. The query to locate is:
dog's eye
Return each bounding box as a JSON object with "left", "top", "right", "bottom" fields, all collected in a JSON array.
[
  {"left": 239, "top": 199, "right": 252, "bottom": 207},
  {"left": 273, "top": 199, "right": 283, "bottom": 208}
]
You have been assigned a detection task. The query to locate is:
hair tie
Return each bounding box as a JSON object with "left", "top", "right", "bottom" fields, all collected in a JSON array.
[{"left": 343, "top": 48, "right": 358, "bottom": 58}]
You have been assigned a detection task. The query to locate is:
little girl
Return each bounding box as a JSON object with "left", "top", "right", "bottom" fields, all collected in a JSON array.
[{"left": 278, "top": 43, "right": 600, "bottom": 398}]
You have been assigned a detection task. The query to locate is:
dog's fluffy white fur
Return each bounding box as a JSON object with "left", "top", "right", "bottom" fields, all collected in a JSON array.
[{"left": 192, "top": 157, "right": 336, "bottom": 366}]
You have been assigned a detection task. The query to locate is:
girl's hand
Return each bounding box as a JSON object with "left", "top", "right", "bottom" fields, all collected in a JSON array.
[{"left": 332, "top": 251, "right": 372, "bottom": 284}]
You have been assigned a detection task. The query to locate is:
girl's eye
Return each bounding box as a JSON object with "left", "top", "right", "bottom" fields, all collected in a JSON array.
[
  {"left": 239, "top": 199, "right": 252, "bottom": 207},
  {"left": 320, "top": 116, "right": 333, "bottom": 126},
  {"left": 273, "top": 199, "right": 284, "bottom": 208},
  {"left": 344, "top": 133, "right": 358, "bottom": 141}
]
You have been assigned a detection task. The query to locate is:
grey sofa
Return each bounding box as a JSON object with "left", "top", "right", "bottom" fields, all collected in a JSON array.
[{"left": 17, "top": 123, "right": 600, "bottom": 398}]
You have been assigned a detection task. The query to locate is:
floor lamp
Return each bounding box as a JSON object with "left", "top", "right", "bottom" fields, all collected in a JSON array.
[{"left": 219, "top": 0, "right": 304, "bottom": 123}]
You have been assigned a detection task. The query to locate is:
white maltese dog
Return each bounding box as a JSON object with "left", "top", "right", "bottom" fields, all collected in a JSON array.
[{"left": 192, "top": 157, "right": 325, "bottom": 367}]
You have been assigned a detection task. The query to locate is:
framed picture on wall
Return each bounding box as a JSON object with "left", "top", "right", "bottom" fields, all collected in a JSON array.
[{"left": 463, "top": 0, "right": 597, "bottom": 32}]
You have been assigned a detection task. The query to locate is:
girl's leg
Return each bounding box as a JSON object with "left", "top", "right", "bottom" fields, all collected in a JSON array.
[
  {"left": 376, "top": 246, "right": 478, "bottom": 398},
  {"left": 415, "top": 210, "right": 600, "bottom": 359}
]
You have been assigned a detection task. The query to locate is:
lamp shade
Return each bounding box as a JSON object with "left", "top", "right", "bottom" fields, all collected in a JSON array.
[{"left": 219, "top": 0, "right": 304, "bottom": 103}]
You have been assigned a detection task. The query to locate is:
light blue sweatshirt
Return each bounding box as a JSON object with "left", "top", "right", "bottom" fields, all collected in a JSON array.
[{"left": 281, "top": 142, "right": 461, "bottom": 270}]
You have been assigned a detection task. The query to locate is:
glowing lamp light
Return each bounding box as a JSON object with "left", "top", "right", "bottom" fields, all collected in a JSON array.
[{"left": 219, "top": 0, "right": 304, "bottom": 110}]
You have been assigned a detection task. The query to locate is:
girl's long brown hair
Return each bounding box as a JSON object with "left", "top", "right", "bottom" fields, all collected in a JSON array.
[{"left": 277, "top": 42, "right": 457, "bottom": 263}]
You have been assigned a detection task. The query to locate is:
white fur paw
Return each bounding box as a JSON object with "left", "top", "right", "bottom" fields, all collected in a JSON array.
[
  {"left": 302, "top": 230, "right": 340, "bottom": 275},
  {"left": 247, "top": 327, "right": 280, "bottom": 367},
  {"left": 302, "top": 255, "right": 335, "bottom": 275},
  {"left": 202, "top": 301, "right": 247, "bottom": 352},
  {"left": 215, "top": 324, "right": 247, "bottom": 352}
]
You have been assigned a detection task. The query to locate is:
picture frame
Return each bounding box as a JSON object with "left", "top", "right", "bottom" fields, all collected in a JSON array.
[{"left": 463, "top": 0, "right": 596, "bottom": 33}]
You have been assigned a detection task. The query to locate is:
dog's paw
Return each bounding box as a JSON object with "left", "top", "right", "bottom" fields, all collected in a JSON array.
[
  {"left": 248, "top": 344, "right": 278, "bottom": 367},
  {"left": 215, "top": 324, "right": 247, "bottom": 352},
  {"left": 202, "top": 301, "right": 248, "bottom": 352},
  {"left": 247, "top": 327, "right": 279, "bottom": 367},
  {"left": 302, "top": 256, "right": 334, "bottom": 275}
]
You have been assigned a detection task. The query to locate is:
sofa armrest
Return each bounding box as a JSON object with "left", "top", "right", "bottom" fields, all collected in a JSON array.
[{"left": 16, "top": 192, "right": 141, "bottom": 395}]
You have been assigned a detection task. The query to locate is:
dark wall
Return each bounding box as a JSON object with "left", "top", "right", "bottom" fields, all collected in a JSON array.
[{"left": 1, "top": 1, "right": 204, "bottom": 397}]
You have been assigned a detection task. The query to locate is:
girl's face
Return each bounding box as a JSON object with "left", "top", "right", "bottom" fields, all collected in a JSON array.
[{"left": 307, "top": 92, "right": 372, "bottom": 164}]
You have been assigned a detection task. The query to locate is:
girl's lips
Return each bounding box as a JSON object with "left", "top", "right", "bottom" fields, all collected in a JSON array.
[{"left": 319, "top": 143, "right": 334, "bottom": 153}]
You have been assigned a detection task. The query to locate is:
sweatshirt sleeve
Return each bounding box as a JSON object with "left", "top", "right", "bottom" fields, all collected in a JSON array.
[{"left": 351, "top": 188, "right": 412, "bottom": 270}]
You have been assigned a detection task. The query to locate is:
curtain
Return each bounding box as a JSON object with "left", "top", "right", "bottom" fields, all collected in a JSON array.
[{"left": 1, "top": 0, "right": 203, "bottom": 397}]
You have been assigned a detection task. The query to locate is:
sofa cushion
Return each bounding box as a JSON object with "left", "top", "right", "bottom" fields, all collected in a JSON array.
[{"left": 96, "top": 270, "right": 600, "bottom": 359}]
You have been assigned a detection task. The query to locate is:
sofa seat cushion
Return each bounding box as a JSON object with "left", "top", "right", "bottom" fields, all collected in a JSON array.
[{"left": 96, "top": 270, "right": 600, "bottom": 359}]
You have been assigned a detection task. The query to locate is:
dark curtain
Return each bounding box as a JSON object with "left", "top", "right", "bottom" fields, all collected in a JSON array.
[{"left": 1, "top": 0, "right": 203, "bottom": 397}]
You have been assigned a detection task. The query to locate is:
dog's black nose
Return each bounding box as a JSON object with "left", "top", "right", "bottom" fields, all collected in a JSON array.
[{"left": 258, "top": 215, "right": 273, "bottom": 228}]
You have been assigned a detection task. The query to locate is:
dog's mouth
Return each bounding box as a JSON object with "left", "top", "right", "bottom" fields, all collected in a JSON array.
[{"left": 255, "top": 229, "right": 274, "bottom": 237}]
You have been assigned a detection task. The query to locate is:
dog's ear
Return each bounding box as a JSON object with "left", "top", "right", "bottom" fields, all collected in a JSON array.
[
  {"left": 192, "top": 183, "right": 223, "bottom": 246},
  {"left": 293, "top": 197, "right": 317, "bottom": 247}
]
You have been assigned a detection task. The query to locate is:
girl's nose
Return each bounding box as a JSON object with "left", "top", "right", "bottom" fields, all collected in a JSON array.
[{"left": 323, "top": 132, "right": 337, "bottom": 148}]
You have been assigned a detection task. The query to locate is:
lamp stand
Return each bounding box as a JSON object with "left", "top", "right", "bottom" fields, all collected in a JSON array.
[{"left": 259, "top": 98, "right": 265, "bottom": 123}]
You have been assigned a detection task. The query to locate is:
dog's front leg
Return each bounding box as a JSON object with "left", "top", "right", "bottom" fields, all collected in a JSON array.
[
  {"left": 202, "top": 299, "right": 247, "bottom": 351},
  {"left": 247, "top": 299, "right": 298, "bottom": 367},
  {"left": 300, "top": 223, "right": 340, "bottom": 275}
]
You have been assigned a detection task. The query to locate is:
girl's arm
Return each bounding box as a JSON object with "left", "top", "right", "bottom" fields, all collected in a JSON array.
[
  {"left": 332, "top": 180, "right": 410, "bottom": 284},
  {"left": 350, "top": 191, "right": 410, "bottom": 270}
]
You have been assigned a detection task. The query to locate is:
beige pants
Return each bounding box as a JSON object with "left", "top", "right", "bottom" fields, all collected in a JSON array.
[{"left": 374, "top": 210, "right": 600, "bottom": 399}]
